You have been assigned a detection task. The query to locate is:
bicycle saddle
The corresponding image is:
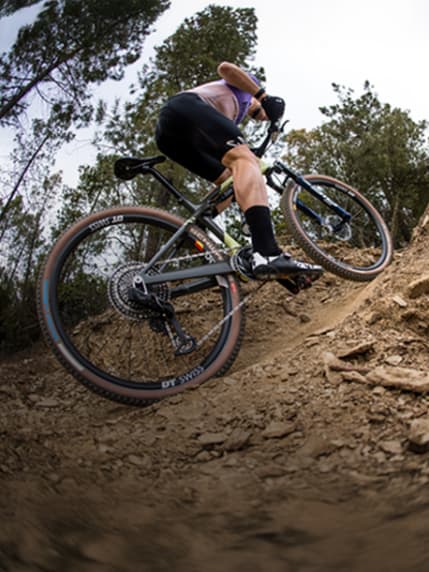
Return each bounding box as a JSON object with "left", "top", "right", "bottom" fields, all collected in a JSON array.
[{"left": 114, "top": 156, "right": 166, "bottom": 180}]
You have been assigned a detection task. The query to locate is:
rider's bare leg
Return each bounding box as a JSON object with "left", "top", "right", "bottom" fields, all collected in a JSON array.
[
  {"left": 222, "top": 144, "right": 281, "bottom": 256},
  {"left": 220, "top": 144, "right": 323, "bottom": 282},
  {"left": 212, "top": 169, "right": 233, "bottom": 213},
  {"left": 221, "top": 144, "right": 268, "bottom": 211}
]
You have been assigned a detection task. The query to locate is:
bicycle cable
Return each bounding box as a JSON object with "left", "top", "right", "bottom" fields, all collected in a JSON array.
[{"left": 140, "top": 248, "right": 266, "bottom": 350}]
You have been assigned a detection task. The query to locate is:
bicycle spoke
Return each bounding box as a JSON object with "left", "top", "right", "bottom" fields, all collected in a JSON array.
[{"left": 47, "top": 213, "right": 241, "bottom": 390}]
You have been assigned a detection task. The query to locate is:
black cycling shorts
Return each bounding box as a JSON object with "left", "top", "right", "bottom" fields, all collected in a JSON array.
[{"left": 155, "top": 92, "right": 246, "bottom": 182}]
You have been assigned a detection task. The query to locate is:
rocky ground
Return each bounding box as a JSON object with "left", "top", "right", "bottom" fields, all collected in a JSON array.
[{"left": 1, "top": 216, "right": 429, "bottom": 571}]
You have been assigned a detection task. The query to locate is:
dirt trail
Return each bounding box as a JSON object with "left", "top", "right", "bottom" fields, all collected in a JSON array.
[{"left": 1, "top": 226, "right": 429, "bottom": 571}]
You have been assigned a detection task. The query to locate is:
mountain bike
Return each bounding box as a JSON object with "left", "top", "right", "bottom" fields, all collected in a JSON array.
[{"left": 37, "top": 120, "right": 393, "bottom": 405}]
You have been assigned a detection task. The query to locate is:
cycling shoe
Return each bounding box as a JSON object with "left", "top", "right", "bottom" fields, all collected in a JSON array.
[{"left": 251, "top": 251, "right": 323, "bottom": 281}]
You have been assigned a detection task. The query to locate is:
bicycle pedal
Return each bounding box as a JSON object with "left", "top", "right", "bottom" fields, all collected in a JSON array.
[
  {"left": 230, "top": 246, "right": 255, "bottom": 281},
  {"left": 296, "top": 275, "right": 314, "bottom": 289},
  {"left": 277, "top": 277, "right": 301, "bottom": 294},
  {"left": 277, "top": 274, "right": 315, "bottom": 294}
]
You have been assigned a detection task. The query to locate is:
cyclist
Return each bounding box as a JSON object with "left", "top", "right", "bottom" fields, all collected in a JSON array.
[{"left": 155, "top": 61, "right": 322, "bottom": 283}]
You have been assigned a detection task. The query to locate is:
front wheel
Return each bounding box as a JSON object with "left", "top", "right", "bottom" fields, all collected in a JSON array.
[
  {"left": 280, "top": 175, "right": 393, "bottom": 281},
  {"left": 37, "top": 206, "right": 244, "bottom": 405}
]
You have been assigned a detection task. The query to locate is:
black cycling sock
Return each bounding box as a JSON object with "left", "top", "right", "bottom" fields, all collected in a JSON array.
[{"left": 244, "top": 205, "right": 282, "bottom": 256}]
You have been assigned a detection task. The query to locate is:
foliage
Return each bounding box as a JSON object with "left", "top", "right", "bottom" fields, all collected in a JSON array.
[
  {"left": 0, "top": 1, "right": 40, "bottom": 17},
  {"left": 0, "top": 170, "right": 61, "bottom": 352},
  {"left": 0, "top": 0, "right": 170, "bottom": 353},
  {"left": 0, "top": 0, "right": 170, "bottom": 128},
  {"left": 281, "top": 82, "right": 429, "bottom": 246},
  {"left": 66, "top": 4, "right": 263, "bottom": 223}
]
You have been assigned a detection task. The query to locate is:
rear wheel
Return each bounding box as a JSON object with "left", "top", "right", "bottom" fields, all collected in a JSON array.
[
  {"left": 38, "top": 206, "right": 244, "bottom": 405},
  {"left": 280, "top": 175, "right": 393, "bottom": 281}
]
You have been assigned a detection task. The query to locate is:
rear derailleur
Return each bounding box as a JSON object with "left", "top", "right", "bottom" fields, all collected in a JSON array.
[{"left": 128, "top": 286, "right": 196, "bottom": 356}]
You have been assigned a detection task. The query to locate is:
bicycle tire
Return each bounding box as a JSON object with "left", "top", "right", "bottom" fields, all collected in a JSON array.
[
  {"left": 38, "top": 206, "right": 244, "bottom": 405},
  {"left": 280, "top": 174, "right": 393, "bottom": 281}
]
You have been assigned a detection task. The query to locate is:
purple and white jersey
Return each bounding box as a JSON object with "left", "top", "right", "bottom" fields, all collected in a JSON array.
[
  {"left": 186, "top": 73, "right": 259, "bottom": 125},
  {"left": 218, "top": 79, "right": 252, "bottom": 124}
]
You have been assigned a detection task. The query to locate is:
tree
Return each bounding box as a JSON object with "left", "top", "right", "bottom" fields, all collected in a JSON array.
[
  {"left": 0, "top": 0, "right": 171, "bottom": 127},
  {"left": 281, "top": 82, "right": 429, "bottom": 246},
  {"left": 62, "top": 4, "right": 263, "bottom": 227},
  {"left": 0, "top": 0, "right": 171, "bottom": 352},
  {"left": 0, "top": 165, "right": 61, "bottom": 352},
  {"left": 0, "top": 0, "right": 40, "bottom": 17}
]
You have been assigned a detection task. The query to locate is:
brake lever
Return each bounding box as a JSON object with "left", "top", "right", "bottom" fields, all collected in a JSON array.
[
  {"left": 252, "top": 119, "right": 288, "bottom": 158},
  {"left": 269, "top": 119, "right": 289, "bottom": 142}
]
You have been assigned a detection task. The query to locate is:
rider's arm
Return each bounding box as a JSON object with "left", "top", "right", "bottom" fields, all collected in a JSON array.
[
  {"left": 248, "top": 97, "right": 268, "bottom": 121},
  {"left": 217, "top": 61, "right": 285, "bottom": 123},
  {"left": 217, "top": 62, "right": 265, "bottom": 99}
]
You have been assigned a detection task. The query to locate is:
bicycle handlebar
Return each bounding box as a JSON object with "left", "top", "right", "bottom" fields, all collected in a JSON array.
[{"left": 252, "top": 120, "right": 286, "bottom": 158}]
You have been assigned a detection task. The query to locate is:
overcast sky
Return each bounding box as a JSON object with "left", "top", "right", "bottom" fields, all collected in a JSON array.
[{"left": 0, "top": 0, "right": 428, "bottom": 184}]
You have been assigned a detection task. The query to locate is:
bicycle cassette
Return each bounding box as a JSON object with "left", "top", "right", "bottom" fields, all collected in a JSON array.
[{"left": 108, "top": 262, "right": 169, "bottom": 320}]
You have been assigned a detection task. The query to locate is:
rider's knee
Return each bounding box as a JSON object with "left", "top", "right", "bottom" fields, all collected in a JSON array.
[{"left": 221, "top": 144, "right": 259, "bottom": 171}]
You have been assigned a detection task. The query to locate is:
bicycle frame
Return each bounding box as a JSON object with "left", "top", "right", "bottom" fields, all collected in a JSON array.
[
  {"left": 266, "top": 162, "right": 352, "bottom": 226},
  {"left": 126, "top": 121, "right": 353, "bottom": 289},
  {"left": 136, "top": 167, "right": 239, "bottom": 288}
]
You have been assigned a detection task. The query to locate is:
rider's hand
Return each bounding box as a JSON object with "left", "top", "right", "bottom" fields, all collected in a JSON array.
[{"left": 261, "top": 95, "right": 285, "bottom": 122}]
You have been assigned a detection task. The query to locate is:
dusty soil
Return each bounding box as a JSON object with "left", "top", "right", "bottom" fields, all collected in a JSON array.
[{"left": 1, "top": 221, "right": 429, "bottom": 571}]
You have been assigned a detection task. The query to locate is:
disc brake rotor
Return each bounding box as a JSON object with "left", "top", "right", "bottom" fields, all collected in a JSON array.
[{"left": 322, "top": 215, "right": 352, "bottom": 241}]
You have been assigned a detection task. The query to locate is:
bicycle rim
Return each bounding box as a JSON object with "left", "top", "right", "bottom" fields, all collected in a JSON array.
[
  {"left": 281, "top": 175, "right": 393, "bottom": 281},
  {"left": 38, "top": 206, "right": 243, "bottom": 404}
]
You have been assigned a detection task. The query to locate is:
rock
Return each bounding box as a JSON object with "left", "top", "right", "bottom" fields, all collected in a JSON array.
[
  {"left": 298, "top": 434, "right": 336, "bottom": 458},
  {"left": 408, "top": 418, "right": 429, "bottom": 453},
  {"left": 372, "top": 386, "right": 386, "bottom": 395},
  {"left": 367, "top": 311, "right": 383, "bottom": 325},
  {"left": 255, "top": 464, "right": 286, "bottom": 478},
  {"left": 262, "top": 421, "right": 297, "bottom": 439},
  {"left": 385, "top": 355, "right": 403, "bottom": 366},
  {"left": 223, "top": 428, "right": 251, "bottom": 451},
  {"left": 337, "top": 340, "right": 375, "bottom": 359},
  {"left": 127, "top": 454, "right": 152, "bottom": 469},
  {"left": 407, "top": 275, "right": 429, "bottom": 299},
  {"left": 392, "top": 295, "right": 408, "bottom": 308},
  {"left": 311, "top": 326, "right": 335, "bottom": 336},
  {"left": 223, "top": 377, "right": 238, "bottom": 386},
  {"left": 341, "top": 371, "right": 368, "bottom": 384},
  {"left": 37, "top": 398, "right": 60, "bottom": 408},
  {"left": 366, "top": 366, "right": 429, "bottom": 393},
  {"left": 323, "top": 352, "right": 370, "bottom": 380},
  {"left": 323, "top": 352, "right": 363, "bottom": 372},
  {"left": 379, "top": 440, "right": 403, "bottom": 455},
  {"left": 195, "top": 451, "right": 212, "bottom": 462},
  {"left": 198, "top": 432, "right": 227, "bottom": 447},
  {"left": 98, "top": 444, "right": 113, "bottom": 454},
  {"left": 0, "top": 386, "right": 16, "bottom": 397},
  {"left": 348, "top": 470, "right": 382, "bottom": 485}
]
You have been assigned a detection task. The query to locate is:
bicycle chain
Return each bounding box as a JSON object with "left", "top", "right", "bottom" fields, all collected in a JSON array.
[
  {"left": 152, "top": 247, "right": 230, "bottom": 267},
  {"left": 149, "top": 247, "right": 266, "bottom": 349},
  {"left": 195, "top": 280, "right": 266, "bottom": 348},
  {"left": 116, "top": 247, "right": 265, "bottom": 349}
]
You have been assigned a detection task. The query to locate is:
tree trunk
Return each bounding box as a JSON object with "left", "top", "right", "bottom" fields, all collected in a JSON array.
[
  {"left": 0, "top": 132, "right": 50, "bottom": 227},
  {"left": 411, "top": 201, "right": 429, "bottom": 243},
  {"left": 0, "top": 58, "right": 64, "bottom": 122}
]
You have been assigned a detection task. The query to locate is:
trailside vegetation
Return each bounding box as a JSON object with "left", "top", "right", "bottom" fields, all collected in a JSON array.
[{"left": 0, "top": 5, "right": 428, "bottom": 353}]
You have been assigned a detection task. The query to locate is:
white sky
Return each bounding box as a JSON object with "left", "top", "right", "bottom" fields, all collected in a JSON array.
[{"left": 0, "top": 0, "right": 428, "bottom": 185}]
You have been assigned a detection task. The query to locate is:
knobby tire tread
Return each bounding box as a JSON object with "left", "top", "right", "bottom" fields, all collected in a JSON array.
[
  {"left": 37, "top": 206, "right": 244, "bottom": 405},
  {"left": 280, "top": 175, "right": 393, "bottom": 281}
]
